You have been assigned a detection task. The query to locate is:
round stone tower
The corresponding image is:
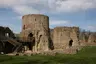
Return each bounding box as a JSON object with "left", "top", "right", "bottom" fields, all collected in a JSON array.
[{"left": 21, "top": 14, "right": 50, "bottom": 52}]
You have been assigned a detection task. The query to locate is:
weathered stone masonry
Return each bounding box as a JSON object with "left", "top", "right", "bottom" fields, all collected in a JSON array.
[
  {"left": 20, "top": 14, "right": 50, "bottom": 52},
  {"left": 20, "top": 14, "right": 96, "bottom": 54},
  {"left": 52, "top": 27, "right": 79, "bottom": 50},
  {"left": 0, "top": 14, "right": 96, "bottom": 54}
]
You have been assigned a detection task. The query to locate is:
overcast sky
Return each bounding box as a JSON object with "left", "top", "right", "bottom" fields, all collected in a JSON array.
[{"left": 0, "top": 0, "right": 96, "bottom": 33}]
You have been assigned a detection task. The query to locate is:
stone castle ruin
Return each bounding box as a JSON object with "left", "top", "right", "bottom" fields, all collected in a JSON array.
[
  {"left": 0, "top": 14, "right": 96, "bottom": 55},
  {"left": 88, "top": 33, "right": 96, "bottom": 44},
  {"left": 52, "top": 27, "right": 79, "bottom": 50},
  {"left": 0, "top": 26, "right": 22, "bottom": 54},
  {"left": 20, "top": 14, "right": 50, "bottom": 52},
  {"left": 79, "top": 30, "right": 96, "bottom": 46},
  {"left": 19, "top": 14, "right": 92, "bottom": 54},
  {"left": 20, "top": 14, "right": 80, "bottom": 53},
  {"left": 0, "top": 26, "right": 15, "bottom": 39}
]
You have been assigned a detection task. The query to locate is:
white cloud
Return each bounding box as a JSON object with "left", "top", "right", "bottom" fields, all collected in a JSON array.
[
  {"left": 49, "top": 20, "right": 74, "bottom": 28},
  {"left": 0, "top": 0, "right": 40, "bottom": 15},
  {"left": 12, "top": 6, "right": 40, "bottom": 15},
  {"left": 50, "top": 20, "right": 69, "bottom": 25},
  {"left": 0, "top": 0, "right": 96, "bottom": 14},
  {"left": 0, "top": 0, "right": 23, "bottom": 7},
  {"left": 87, "top": 25, "right": 96, "bottom": 32},
  {"left": 48, "top": 0, "right": 96, "bottom": 12}
]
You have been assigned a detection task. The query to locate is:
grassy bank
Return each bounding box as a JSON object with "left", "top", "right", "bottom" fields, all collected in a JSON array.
[{"left": 0, "top": 46, "right": 96, "bottom": 64}]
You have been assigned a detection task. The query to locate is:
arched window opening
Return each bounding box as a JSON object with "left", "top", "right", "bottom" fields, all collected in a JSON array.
[
  {"left": 69, "top": 40, "right": 73, "bottom": 47},
  {"left": 28, "top": 33, "right": 33, "bottom": 41},
  {"left": 35, "top": 18, "right": 36, "bottom": 21},
  {"left": 5, "top": 33, "right": 9, "bottom": 37},
  {"left": 28, "top": 33, "right": 35, "bottom": 51}
]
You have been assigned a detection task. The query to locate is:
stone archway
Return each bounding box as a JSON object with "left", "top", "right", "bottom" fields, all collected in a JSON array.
[
  {"left": 5, "top": 33, "right": 9, "bottom": 37},
  {"left": 28, "top": 33, "right": 35, "bottom": 50},
  {"left": 69, "top": 39, "right": 73, "bottom": 47}
]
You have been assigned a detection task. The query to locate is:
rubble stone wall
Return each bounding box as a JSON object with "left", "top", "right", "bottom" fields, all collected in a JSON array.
[
  {"left": 53, "top": 27, "right": 79, "bottom": 50},
  {"left": 88, "top": 33, "right": 96, "bottom": 45}
]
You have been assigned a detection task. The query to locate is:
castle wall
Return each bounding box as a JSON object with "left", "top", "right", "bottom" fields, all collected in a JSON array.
[
  {"left": 0, "top": 26, "right": 15, "bottom": 53},
  {"left": 53, "top": 27, "right": 79, "bottom": 50},
  {"left": 21, "top": 14, "right": 50, "bottom": 52},
  {"left": 79, "top": 31, "right": 96, "bottom": 46},
  {"left": 20, "top": 14, "right": 96, "bottom": 54},
  {"left": 88, "top": 33, "right": 96, "bottom": 45},
  {"left": 0, "top": 26, "right": 15, "bottom": 40}
]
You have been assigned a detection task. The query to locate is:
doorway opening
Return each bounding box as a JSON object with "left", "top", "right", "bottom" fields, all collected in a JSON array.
[
  {"left": 69, "top": 39, "right": 73, "bottom": 47},
  {"left": 28, "top": 33, "right": 35, "bottom": 50}
]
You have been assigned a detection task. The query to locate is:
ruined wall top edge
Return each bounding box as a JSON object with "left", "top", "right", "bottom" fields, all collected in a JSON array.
[
  {"left": 0, "top": 26, "right": 11, "bottom": 31},
  {"left": 53, "top": 26, "right": 79, "bottom": 33},
  {"left": 0, "top": 26, "right": 9, "bottom": 29},
  {"left": 22, "top": 14, "right": 49, "bottom": 19},
  {"left": 54, "top": 26, "right": 79, "bottom": 30}
]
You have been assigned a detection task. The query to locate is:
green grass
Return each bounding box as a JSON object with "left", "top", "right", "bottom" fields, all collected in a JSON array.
[{"left": 0, "top": 46, "right": 96, "bottom": 64}]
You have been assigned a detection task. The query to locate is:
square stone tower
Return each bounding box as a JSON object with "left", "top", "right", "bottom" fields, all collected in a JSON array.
[{"left": 52, "top": 27, "right": 79, "bottom": 50}]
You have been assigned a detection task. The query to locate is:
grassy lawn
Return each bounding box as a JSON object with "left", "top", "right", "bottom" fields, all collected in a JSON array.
[{"left": 0, "top": 46, "right": 96, "bottom": 64}]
